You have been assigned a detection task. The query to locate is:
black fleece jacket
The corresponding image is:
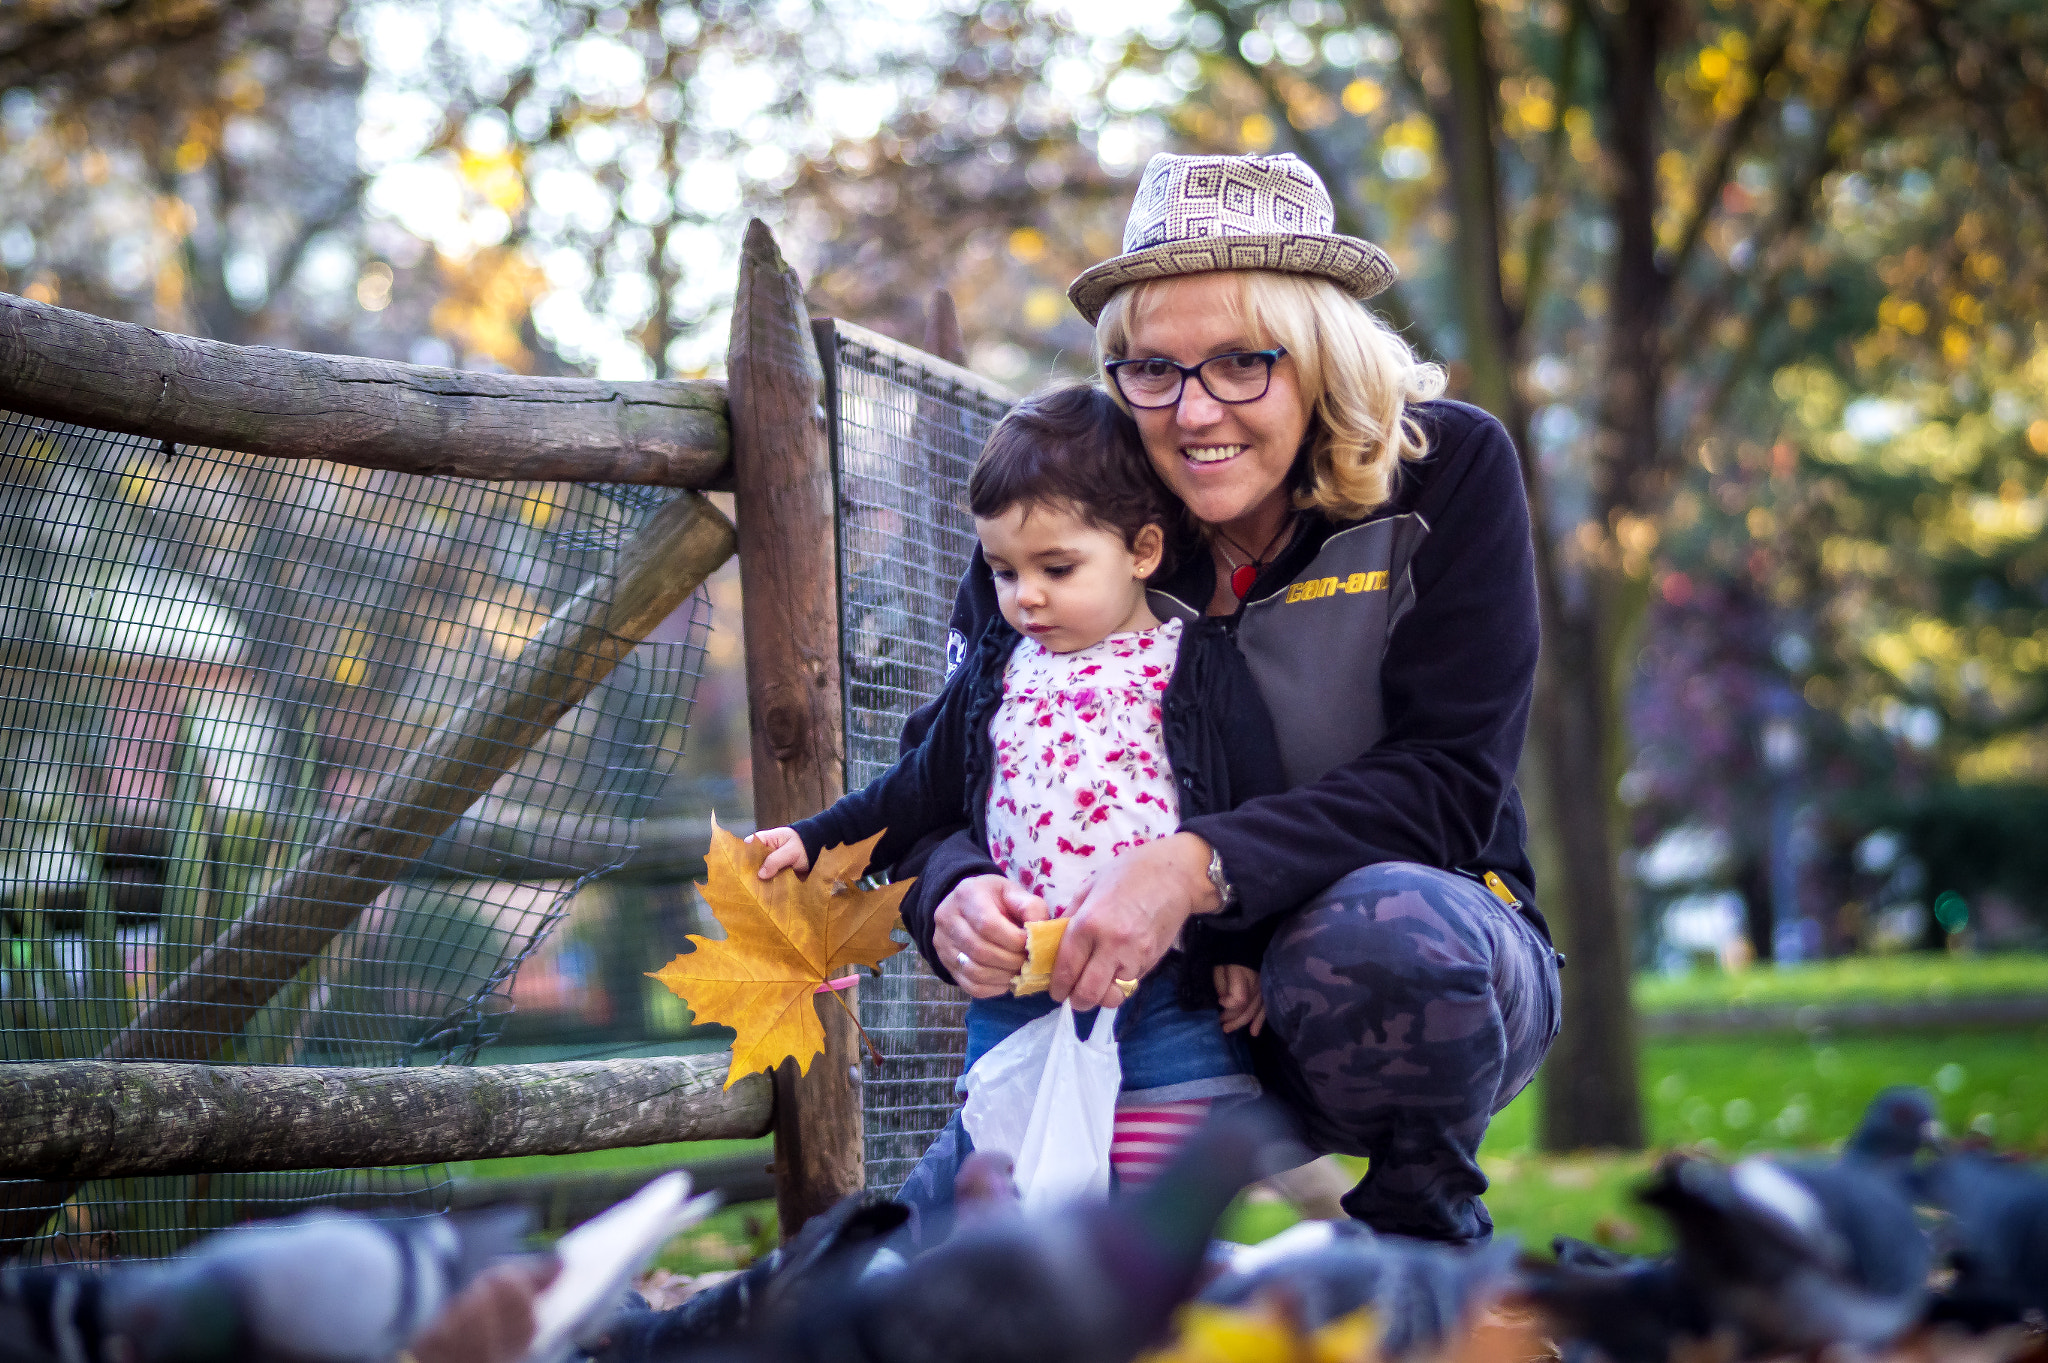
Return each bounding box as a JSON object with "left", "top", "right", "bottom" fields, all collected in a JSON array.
[
  {"left": 791, "top": 614, "right": 1290, "bottom": 974},
  {"left": 889, "top": 400, "right": 1547, "bottom": 987}
]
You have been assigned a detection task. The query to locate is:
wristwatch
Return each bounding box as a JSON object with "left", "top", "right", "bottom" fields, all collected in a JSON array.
[{"left": 1205, "top": 845, "right": 1236, "bottom": 912}]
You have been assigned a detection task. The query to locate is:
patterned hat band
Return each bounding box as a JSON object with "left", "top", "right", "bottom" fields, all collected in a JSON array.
[{"left": 1068, "top": 152, "right": 1397, "bottom": 324}]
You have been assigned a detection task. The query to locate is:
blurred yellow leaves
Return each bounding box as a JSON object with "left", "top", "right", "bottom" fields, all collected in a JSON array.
[
  {"left": 1240, "top": 113, "right": 1276, "bottom": 150},
  {"left": 1023, "top": 289, "right": 1064, "bottom": 330},
  {"left": 1878, "top": 296, "right": 1928, "bottom": 336},
  {"left": 519, "top": 491, "right": 561, "bottom": 529},
  {"left": 1957, "top": 733, "right": 2048, "bottom": 784},
  {"left": 117, "top": 461, "right": 159, "bottom": 507},
  {"left": 1688, "top": 28, "right": 1754, "bottom": 118},
  {"left": 460, "top": 148, "right": 526, "bottom": 214},
  {"left": 1562, "top": 107, "right": 1596, "bottom": 163},
  {"left": 1498, "top": 75, "right": 1554, "bottom": 136},
  {"left": 329, "top": 630, "right": 371, "bottom": 688},
  {"left": 1008, "top": 227, "right": 1046, "bottom": 264},
  {"left": 428, "top": 247, "right": 547, "bottom": 371},
  {"left": 1341, "top": 79, "right": 1383, "bottom": 117}
]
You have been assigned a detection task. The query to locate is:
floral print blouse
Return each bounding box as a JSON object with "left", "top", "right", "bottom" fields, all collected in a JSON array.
[{"left": 983, "top": 618, "right": 1183, "bottom": 916}]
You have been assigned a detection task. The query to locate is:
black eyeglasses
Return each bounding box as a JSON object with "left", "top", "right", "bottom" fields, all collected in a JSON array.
[{"left": 1105, "top": 348, "right": 1288, "bottom": 409}]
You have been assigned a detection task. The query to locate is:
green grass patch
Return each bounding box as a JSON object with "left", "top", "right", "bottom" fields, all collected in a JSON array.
[
  {"left": 1635, "top": 952, "right": 2048, "bottom": 1014},
  {"left": 1482, "top": 1023, "right": 2048, "bottom": 1157},
  {"left": 449, "top": 1136, "right": 769, "bottom": 1182},
  {"left": 652, "top": 1199, "right": 780, "bottom": 1275},
  {"left": 1221, "top": 1022, "right": 2048, "bottom": 1251}
]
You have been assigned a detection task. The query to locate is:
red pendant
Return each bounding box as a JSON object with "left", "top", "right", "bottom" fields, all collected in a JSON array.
[{"left": 1230, "top": 563, "right": 1258, "bottom": 599}]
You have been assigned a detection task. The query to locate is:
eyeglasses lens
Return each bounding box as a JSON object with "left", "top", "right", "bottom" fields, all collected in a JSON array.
[
  {"left": 1114, "top": 353, "right": 1273, "bottom": 407},
  {"left": 1117, "top": 360, "right": 1183, "bottom": 404},
  {"left": 1201, "top": 352, "right": 1273, "bottom": 401}
]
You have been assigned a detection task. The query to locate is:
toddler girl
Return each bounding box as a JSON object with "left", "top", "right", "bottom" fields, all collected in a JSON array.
[{"left": 750, "top": 383, "right": 1284, "bottom": 1200}]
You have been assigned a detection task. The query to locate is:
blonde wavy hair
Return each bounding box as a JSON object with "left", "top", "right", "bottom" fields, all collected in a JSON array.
[{"left": 1094, "top": 271, "right": 1445, "bottom": 522}]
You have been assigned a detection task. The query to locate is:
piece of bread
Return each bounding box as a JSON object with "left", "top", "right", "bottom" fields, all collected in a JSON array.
[{"left": 1009, "top": 917, "right": 1068, "bottom": 996}]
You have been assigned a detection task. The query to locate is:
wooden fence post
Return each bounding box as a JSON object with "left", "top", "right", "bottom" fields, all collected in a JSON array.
[{"left": 727, "top": 219, "right": 864, "bottom": 1236}]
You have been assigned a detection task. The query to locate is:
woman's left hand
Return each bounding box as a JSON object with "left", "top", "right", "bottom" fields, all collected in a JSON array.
[{"left": 1051, "top": 831, "right": 1219, "bottom": 1010}]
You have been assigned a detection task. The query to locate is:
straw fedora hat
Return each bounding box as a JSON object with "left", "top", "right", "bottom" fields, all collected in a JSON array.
[{"left": 1067, "top": 152, "right": 1397, "bottom": 325}]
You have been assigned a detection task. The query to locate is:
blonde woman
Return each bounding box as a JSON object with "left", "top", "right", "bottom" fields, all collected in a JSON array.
[{"left": 894, "top": 153, "right": 1561, "bottom": 1244}]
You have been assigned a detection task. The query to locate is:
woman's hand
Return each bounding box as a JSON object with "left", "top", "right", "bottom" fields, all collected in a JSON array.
[
  {"left": 933, "top": 873, "right": 1050, "bottom": 998},
  {"left": 1052, "top": 832, "right": 1218, "bottom": 1010},
  {"left": 748, "top": 827, "right": 810, "bottom": 879},
  {"left": 1214, "top": 964, "right": 1266, "bottom": 1036}
]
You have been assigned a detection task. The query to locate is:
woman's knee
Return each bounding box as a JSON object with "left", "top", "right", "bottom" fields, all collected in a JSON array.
[{"left": 1261, "top": 863, "right": 1495, "bottom": 1016}]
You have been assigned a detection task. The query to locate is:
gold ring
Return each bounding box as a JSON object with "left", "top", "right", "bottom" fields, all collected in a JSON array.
[{"left": 1113, "top": 977, "right": 1140, "bottom": 993}]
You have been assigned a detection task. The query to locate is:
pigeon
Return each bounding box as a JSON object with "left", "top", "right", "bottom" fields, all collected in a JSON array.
[
  {"left": 1916, "top": 1151, "right": 2048, "bottom": 1326},
  {"left": 2, "top": 1207, "right": 529, "bottom": 1363},
  {"left": 1201, "top": 1221, "right": 1519, "bottom": 1359},
  {"left": 1843, "top": 1086, "right": 1942, "bottom": 1175},
  {"left": 3, "top": 1256, "right": 114, "bottom": 1363},
  {"left": 1639, "top": 1152, "right": 1930, "bottom": 1355},
  {"left": 589, "top": 1192, "right": 912, "bottom": 1361},
  {"left": 725, "top": 1101, "right": 1303, "bottom": 1363},
  {"left": 1516, "top": 1237, "right": 1715, "bottom": 1363},
  {"left": 952, "top": 1150, "right": 1021, "bottom": 1218}
]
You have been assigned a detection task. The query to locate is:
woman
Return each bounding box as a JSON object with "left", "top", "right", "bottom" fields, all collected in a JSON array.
[{"left": 895, "top": 152, "right": 1561, "bottom": 1244}]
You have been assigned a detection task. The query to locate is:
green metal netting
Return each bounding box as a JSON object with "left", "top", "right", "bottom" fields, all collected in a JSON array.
[{"left": 0, "top": 410, "right": 709, "bottom": 1260}]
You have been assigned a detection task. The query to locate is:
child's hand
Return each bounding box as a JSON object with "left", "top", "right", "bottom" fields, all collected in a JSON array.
[
  {"left": 1214, "top": 964, "right": 1265, "bottom": 1036},
  {"left": 749, "top": 827, "right": 811, "bottom": 879}
]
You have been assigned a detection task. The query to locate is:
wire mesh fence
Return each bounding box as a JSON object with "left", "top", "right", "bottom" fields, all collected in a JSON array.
[
  {"left": 820, "top": 320, "right": 1013, "bottom": 1193},
  {"left": 0, "top": 409, "right": 710, "bottom": 1260}
]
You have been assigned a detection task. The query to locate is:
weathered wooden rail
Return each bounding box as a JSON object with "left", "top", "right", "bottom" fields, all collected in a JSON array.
[
  {"left": 0, "top": 217, "right": 904, "bottom": 1252},
  {"left": 0, "top": 1057, "right": 771, "bottom": 1180},
  {"left": 0, "top": 293, "right": 730, "bottom": 486}
]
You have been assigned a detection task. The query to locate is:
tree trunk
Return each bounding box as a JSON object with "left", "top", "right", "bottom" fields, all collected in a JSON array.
[
  {"left": 1531, "top": 566, "right": 1648, "bottom": 1149},
  {"left": 1534, "top": 0, "right": 1671, "bottom": 1151}
]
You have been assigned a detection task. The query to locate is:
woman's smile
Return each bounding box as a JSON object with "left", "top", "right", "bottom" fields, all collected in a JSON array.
[{"left": 1120, "top": 273, "right": 1310, "bottom": 546}]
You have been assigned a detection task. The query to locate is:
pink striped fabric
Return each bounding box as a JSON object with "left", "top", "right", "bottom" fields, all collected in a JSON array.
[{"left": 1110, "top": 1098, "right": 1213, "bottom": 1187}]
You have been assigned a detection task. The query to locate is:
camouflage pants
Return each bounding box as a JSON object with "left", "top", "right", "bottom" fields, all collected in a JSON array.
[{"left": 1250, "top": 862, "right": 1562, "bottom": 1245}]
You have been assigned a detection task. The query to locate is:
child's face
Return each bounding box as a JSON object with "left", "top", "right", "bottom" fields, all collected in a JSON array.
[{"left": 976, "top": 501, "right": 1163, "bottom": 653}]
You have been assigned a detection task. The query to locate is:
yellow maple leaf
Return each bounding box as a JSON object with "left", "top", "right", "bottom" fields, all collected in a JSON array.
[{"left": 651, "top": 818, "right": 909, "bottom": 1086}]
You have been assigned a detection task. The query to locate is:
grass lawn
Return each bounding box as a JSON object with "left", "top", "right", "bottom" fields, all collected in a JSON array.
[
  {"left": 447, "top": 1136, "right": 768, "bottom": 1183},
  {"left": 1228, "top": 1018, "right": 2048, "bottom": 1253},
  {"left": 478, "top": 954, "right": 2048, "bottom": 1270},
  {"left": 1635, "top": 952, "right": 2048, "bottom": 1013}
]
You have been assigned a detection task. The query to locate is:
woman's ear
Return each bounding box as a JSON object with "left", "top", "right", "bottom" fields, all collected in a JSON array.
[{"left": 1131, "top": 523, "right": 1165, "bottom": 580}]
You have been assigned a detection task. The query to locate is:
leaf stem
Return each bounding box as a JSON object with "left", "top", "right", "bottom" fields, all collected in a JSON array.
[{"left": 825, "top": 981, "right": 885, "bottom": 1067}]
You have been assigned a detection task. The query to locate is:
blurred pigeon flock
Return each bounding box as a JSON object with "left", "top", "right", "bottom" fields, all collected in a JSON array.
[{"left": 4, "top": 1090, "right": 2044, "bottom": 1363}]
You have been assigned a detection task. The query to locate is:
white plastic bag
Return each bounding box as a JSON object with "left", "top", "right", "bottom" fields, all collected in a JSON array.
[{"left": 960, "top": 1000, "right": 1121, "bottom": 1212}]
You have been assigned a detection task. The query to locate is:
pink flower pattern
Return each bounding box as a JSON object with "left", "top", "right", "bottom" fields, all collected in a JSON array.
[{"left": 985, "top": 620, "right": 1182, "bottom": 916}]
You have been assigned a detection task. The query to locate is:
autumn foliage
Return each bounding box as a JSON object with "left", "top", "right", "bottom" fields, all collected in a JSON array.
[{"left": 651, "top": 820, "right": 908, "bottom": 1087}]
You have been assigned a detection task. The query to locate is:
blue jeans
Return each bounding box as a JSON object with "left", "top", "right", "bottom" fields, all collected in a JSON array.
[
  {"left": 963, "top": 967, "right": 1259, "bottom": 1103},
  {"left": 897, "top": 964, "right": 1258, "bottom": 1214}
]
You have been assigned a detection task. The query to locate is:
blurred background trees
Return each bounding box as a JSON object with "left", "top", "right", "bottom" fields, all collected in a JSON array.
[{"left": 4, "top": 0, "right": 2043, "bottom": 1151}]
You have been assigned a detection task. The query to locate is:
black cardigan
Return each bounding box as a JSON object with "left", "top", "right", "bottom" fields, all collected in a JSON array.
[
  {"left": 890, "top": 400, "right": 1548, "bottom": 986},
  {"left": 791, "top": 614, "right": 1288, "bottom": 977}
]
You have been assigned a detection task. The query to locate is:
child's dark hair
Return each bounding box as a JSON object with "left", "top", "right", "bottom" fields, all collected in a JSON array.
[{"left": 967, "top": 382, "right": 1178, "bottom": 562}]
